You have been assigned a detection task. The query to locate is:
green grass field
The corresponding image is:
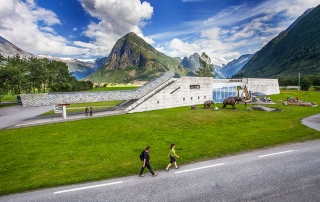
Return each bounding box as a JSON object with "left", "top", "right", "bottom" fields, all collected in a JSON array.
[
  {"left": 0, "top": 90, "right": 320, "bottom": 195},
  {"left": 89, "top": 85, "right": 139, "bottom": 92},
  {"left": 1, "top": 94, "right": 17, "bottom": 103}
]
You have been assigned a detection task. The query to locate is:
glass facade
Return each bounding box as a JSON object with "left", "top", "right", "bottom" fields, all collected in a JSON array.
[{"left": 212, "top": 83, "right": 242, "bottom": 103}]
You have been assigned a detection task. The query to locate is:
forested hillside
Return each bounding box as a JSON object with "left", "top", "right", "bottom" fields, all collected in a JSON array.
[{"left": 233, "top": 5, "right": 320, "bottom": 78}]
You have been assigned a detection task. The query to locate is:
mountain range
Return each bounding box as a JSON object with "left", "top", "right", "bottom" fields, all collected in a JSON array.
[
  {"left": 180, "top": 53, "right": 225, "bottom": 78},
  {"left": 1, "top": 5, "right": 319, "bottom": 82},
  {"left": 181, "top": 53, "right": 201, "bottom": 74},
  {"left": 233, "top": 5, "right": 319, "bottom": 78},
  {"left": 0, "top": 37, "right": 106, "bottom": 80},
  {"left": 221, "top": 54, "right": 253, "bottom": 78}
]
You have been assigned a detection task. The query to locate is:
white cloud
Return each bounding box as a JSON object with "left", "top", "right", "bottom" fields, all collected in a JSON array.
[
  {"left": 25, "top": 0, "right": 35, "bottom": 7},
  {"left": 0, "top": 0, "right": 318, "bottom": 64},
  {"left": 79, "top": 0, "right": 154, "bottom": 55},
  {"left": 73, "top": 41, "right": 99, "bottom": 49},
  {"left": 201, "top": 27, "right": 221, "bottom": 40},
  {"left": 166, "top": 38, "right": 201, "bottom": 57},
  {"left": 39, "top": 27, "right": 56, "bottom": 34},
  {"left": 0, "top": 0, "right": 154, "bottom": 59},
  {"left": 155, "top": 44, "right": 164, "bottom": 53},
  {"left": 0, "top": 0, "right": 87, "bottom": 57}
]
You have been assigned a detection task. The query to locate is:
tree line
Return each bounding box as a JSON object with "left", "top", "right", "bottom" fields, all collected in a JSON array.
[
  {"left": 0, "top": 54, "right": 93, "bottom": 102},
  {"left": 278, "top": 75, "right": 320, "bottom": 90}
]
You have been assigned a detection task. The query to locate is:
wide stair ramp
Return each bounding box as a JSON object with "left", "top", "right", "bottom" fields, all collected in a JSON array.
[{"left": 124, "top": 78, "right": 176, "bottom": 113}]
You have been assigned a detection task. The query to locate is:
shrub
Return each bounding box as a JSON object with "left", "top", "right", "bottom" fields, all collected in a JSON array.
[
  {"left": 300, "top": 76, "right": 312, "bottom": 91},
  {"left": 313, "top": 86, "right": 320, "bottom": 91}
]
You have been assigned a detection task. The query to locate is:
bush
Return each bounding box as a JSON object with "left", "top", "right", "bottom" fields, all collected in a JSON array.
[
  {"left": 300, "top": 76, "right": 312, "bottom": 91},
  {"left": 313, "top": 86, "right": 320, "bottom": 91}
]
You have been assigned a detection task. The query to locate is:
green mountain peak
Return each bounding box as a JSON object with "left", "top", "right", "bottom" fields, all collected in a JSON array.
[{"left": 84, "top": 32, "right": 189, "bottom": 83}]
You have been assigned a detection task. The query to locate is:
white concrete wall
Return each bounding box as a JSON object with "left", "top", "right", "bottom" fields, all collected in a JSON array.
[
  {"left": 129, "top": 77, "right": 214, "bottom": 113},
  {"left": 128, "top": 77, "right": 280, "bottom": 113},
  {"left": 243, "top": 78, "right": 280, "bottom": 95}
]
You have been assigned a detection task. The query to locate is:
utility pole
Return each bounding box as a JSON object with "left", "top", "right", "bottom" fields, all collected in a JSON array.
[{"left": 298, "top": 73, "right": 301, "bottom": 90}]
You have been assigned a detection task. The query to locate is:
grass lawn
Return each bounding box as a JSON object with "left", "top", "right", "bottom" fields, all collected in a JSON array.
[
  {"left": 0, "top": 90, "right": 319, "bottom": 195},
  {"left": 89, "top": 85, "right": 139, "bottom": 92},
  {"left": 1, "top": 94, "right": 17, "bottom": 103}
]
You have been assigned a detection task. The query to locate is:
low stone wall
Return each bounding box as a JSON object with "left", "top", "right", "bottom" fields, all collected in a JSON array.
[{"left": 20, "top": 70, "right": 175, "bottom": 107}]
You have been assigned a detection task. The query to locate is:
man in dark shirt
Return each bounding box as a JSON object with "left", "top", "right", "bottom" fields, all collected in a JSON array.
[{"left": 139, "top": 146, "right": 158, "bottom": 177}]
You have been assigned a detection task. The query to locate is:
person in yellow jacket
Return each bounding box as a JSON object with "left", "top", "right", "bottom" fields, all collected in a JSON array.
[{"left": 165, "top": 143, "right": 180, "bottom": 171}]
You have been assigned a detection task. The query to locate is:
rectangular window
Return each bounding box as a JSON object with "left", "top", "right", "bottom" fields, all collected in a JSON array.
[
  {"left": 212, "top": 85, "right": 238, "bottom": 103},
  {"left": 190, "top": 85, "right": 200, "bottom": 89}
]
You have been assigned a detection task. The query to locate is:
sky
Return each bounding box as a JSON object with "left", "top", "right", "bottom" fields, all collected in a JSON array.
[{"left": 0, "top": 0, "right": 319, "bottom": 66}]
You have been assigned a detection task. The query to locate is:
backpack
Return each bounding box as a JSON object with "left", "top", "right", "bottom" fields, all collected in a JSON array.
[{"left": 140, "top": 150, "right": 144, "bottom": 161}]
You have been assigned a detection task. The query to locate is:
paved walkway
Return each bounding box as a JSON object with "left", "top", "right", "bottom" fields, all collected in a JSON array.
[
  {"left": 13, "top": 110, "right": 126, "bottom": 129},
  {"left": 0, "top": 105, "right": 53, "bottom": 130},
  {"left": 301, "top": 113, "right": 320, "bottom": 131},
  {"left": 0, "top": 105, "right": 126, "bottom": 130}
]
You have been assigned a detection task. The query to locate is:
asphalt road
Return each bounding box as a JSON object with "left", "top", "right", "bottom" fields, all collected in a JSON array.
[
  {"left": 1, "top": 140, "right": 320, "bottom": 202},
  {"left": 0, "top": 105, "right": 53, "bottom": 130},
  {"left": 0, "top": 105, "right": 125, "bottom": 129}
]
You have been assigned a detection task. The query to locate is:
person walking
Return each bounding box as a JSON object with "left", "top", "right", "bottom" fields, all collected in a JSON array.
[
  {"left": 89, "top": 107, "right": 93, "bottom": 116},
  {"left": 165, "top": 143, "right": 180, "bottom": 172},
  {"left": 85, "top": 107, "right": 88, "bottom": 116},
  {"left": 139, "top": 146, "right": 158, "bottom": 177}
]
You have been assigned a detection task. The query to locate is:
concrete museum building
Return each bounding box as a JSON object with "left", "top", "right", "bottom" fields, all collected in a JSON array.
[{"left": 20, "top": 69, "right": 280, "bottom": 113}]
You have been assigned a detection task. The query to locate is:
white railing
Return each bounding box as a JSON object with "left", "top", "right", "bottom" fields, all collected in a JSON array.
[{"left": 124, "top": 79, "right": 175, "bottom": 112}]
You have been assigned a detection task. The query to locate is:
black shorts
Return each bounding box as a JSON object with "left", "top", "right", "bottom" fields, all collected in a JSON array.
[{"left": 170, "top": 156, "right": 176, "bottom": 163}]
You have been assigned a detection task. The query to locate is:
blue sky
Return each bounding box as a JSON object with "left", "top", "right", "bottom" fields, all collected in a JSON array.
[{"left": 0, "top": 0, "right": 319, "bottom": 65}]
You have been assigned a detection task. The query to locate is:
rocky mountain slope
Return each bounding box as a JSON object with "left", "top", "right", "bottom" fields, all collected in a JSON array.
[
  {"left": 0, "top": 36, "right": 32, "bottom": 58},
  {"left": 84, "top": 32, "right": 189, "bottom": 83},
  {"left": 181, "top": 53, "right": 200, "bottom": 74},
  {"left": 213, "top": 65, "right": 224, "bottom": 79},
  {"left": 221, "top": 54, "right": 253, "bottom": 78},
  {"left": 233, "top": 5, "right": 320, "bottom": 78},
  {"left": 181, "top": 53, "right": 224, "bottom": 78}
]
